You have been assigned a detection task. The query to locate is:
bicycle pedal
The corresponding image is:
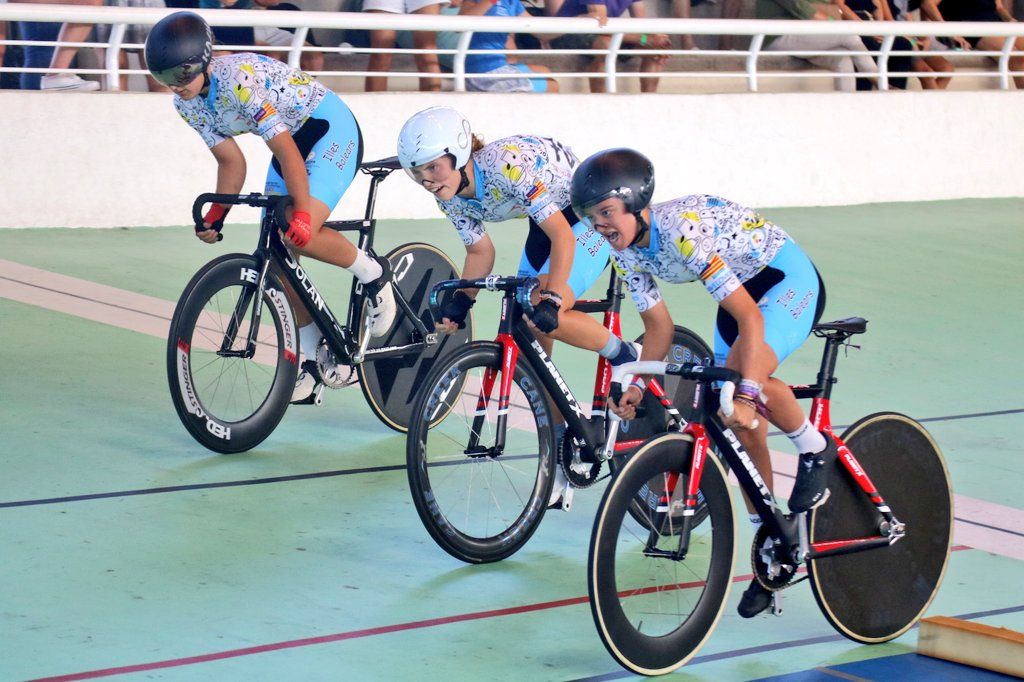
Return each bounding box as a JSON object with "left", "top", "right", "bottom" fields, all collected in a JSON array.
[
  {"left": 313, "top": 384, "right": 325, "bottom": 406},
  {"left": 771, "top": 592, "right": 784, "bottom": 617}
]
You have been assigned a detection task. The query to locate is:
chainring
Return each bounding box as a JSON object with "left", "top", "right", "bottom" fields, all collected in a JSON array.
[
  {"left": 316, "top": 340, "right": 357, "bottom": 389},
  {"left": 558, "top": 433, "right": 603, "bottom": 489},
  {"left": 751, "top": 523, "right": 801, "bottom": 592}
]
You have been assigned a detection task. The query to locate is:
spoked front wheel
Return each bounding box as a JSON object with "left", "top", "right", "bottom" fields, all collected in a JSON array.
[
  {"left": 589, "top": 433, "right": 735, "bottom": 676},
  {"left": 406, "top": 341, "right": 555, "bottom": 564},
  {"left": 808, "top": 413, "right": 953, "bottom": 642},
  {"left": 358, "top": 242, "right": 473, "bottom": 433},
  {"left": 167, "top": 254, "right": 299, "bottom": 453}
]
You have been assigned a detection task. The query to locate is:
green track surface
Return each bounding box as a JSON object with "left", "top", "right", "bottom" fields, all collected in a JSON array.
[{"left": 1, "top": 198, "right": 1022, "bottom": 681}]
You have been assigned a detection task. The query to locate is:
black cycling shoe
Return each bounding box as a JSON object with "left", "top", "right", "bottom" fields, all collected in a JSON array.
[
  {"left": 788, "top": 434, "right": 839, "bottom": 513},
  {"left": 737, "top": 579, "right": 773, "bottom": 618}
]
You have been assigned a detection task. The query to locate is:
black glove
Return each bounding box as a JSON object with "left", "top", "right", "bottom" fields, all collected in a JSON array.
[
  {"left": 440, "top": 290, "right": 475, "bottom": 329},
  {"left": 530, "top": 297, "right": 561, "bottom": 333}
]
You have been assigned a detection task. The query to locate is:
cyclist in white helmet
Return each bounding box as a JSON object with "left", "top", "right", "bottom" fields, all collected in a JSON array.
[{"left": 398, "top": 107, "right": 651, "bottom": 505}]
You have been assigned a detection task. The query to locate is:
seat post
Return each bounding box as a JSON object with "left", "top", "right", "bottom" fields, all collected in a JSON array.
[{"left": 815, "top": 334, "right": 846, "bottom": 400}]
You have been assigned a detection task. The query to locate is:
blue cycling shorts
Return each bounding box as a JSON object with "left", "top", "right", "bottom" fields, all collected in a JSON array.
[
  {"left": 263, "top": 90, "right": 362, "bottom": 211},
  {"left": 517, "top": 217, "right": 611, "bottom": 299},
  {"left": 713, "top": 238, "right": 825, "bottom": 367}
]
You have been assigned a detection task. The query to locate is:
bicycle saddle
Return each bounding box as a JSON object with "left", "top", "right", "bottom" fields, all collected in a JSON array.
[
  {"left": 360, "top": 156, "right": 403, "bottom": 171},
  {"left": 813, "top": 317, "right": 868, "bottom": 335}
]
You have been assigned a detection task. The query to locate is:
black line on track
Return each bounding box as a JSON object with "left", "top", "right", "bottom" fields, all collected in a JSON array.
[
  {"left": 1, "top": 403, "right": 1021, "bottom": 510},
  {"left": 567, "top": 603, "right": 1024, "bottom": 681}
]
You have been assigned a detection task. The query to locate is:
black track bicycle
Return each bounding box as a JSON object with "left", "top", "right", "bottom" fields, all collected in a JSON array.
[
  {"left": 406, "top": 273, "right": 714, "bottom": 564},
  {"left": 167, "top": 157, "right": 473, "bottom": 453},
  {"left": 588, "top": 319, "right": 953, "bottom": 676}
]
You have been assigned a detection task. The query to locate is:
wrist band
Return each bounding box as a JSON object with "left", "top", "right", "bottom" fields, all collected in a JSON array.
[
  {"left": 640, "top": 34, "right": 648, "bottom": 45},
  {"left": 630, "top": 377, "right": 646, "bottom": 392}
]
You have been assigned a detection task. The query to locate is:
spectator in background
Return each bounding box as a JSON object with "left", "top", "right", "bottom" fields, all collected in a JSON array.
[
  {"left": 924, "top": 0, "right": 1024, "bottom": 88},
  {"left": 11, "top": 0, "right": 102, "bottom": 90},
  {"left": 672, "top": 0, "right": 744, "bottom": 51},
  {"left": 835, "top": 0, "right": 916, "bottom": 89},
  {"left": 199, "top": 0, "right": 324, "bottom": 72},
  {"left": 364, "top": 0, "right": 451, "bottom": 92},
  {"left": 882, "top": 0, "right": 952, "bottom": 89},
  {"left": 551, "top": 0, "right": 671, "bottom": 92},
  {"left": 756, "top": 0, "right": 879, "bottom": 91},
  {"left": 38, "top": 0, "right": 105, "bottom": 90},
  {"left": 95, "top": 0, "right": 170, "bottom": 92},
  {"left": 459, "top": 0, "right": 559, "bottom": 92}
]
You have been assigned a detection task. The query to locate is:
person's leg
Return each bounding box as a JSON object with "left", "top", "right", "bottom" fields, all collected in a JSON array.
[
  {"left": 639, "top": 54, "right": 663, "bottom": 93},
  {"left": 923, "top": 55, "right": 953, "bottom": 89},
  {"left": 718, "top": 0, "right": 744, "bottom": 50},
  {"left": 42, "top": 0, "right": 104, "bottom": 89},
  {"left": 975, "top": 35, "right": 1024, "bottom": 88},
  {"left": 671, "top": 0, "right": 697, "bottom": 51},
  {"left": 587, "top": 34, "right": 609, "bottom": 93},
  {"left": 365, "top": 15, "right": 397, "bottom": 92},
  {"left": 410, "top": 2, "right": 446, "bottom": 92},
  {"left": 19, "top": 21, "right": 59, "bottom": 90}
]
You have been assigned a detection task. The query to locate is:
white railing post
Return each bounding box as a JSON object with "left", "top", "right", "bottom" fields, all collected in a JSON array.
[
  {"left": 104, "top": 23, "right": 126, "bottom": 92},
  {"left": 605, "top": 32, "right": 624, "bottom": 94},
  {"left": 998, "top": 35, "right": 1014, "bottom": 90},
  {"left": 454, "top": 30, "right": 472, "bottom": 92},
  {"left": 746, "top": 34, "right": 764, "bottom": 92},
  {"left": 878, "top": 34, "right": 894, "bottom": 91},
  {"left": 287, "top": 27, "right": 309, "bottom": 69}
]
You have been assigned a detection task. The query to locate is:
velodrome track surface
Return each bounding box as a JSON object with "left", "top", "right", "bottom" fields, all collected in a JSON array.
[{"left": 1, "top": 198, "right": 1022, "bottom": 680}]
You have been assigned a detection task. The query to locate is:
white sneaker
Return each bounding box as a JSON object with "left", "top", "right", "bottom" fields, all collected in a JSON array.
[
  {"left": 365, "top": 280, "right": 396, "bottom": 338},
  {"left": 40, "top": 74, "right": 101, "bottom": 91}
]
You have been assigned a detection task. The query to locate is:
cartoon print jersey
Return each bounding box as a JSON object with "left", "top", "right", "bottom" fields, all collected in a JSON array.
[
  {"left": 435, "top": 135, "right": 580, "bottom": 245},
  {"left": 612, "top": 195, "right": 791, "bottom": 312},
  {"left": 174, "top": 53, "right": 327, "bottom": 149}
]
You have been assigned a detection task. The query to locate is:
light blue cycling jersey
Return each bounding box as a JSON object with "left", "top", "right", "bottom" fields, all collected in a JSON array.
[
  {"left": 434, "top": 135, "right": 610, "bottom": 297},
  {"left": 174, "top": 53, "right": 361, "bottom": 210},
  {"left": 611, "top": 194, "right": 823, "bottom": 364},
  {"left": 175, "top": 53, "right": 327, "bottom": 148}
]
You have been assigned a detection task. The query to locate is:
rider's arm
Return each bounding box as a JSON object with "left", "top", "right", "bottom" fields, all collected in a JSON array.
[
  {"left": 638, "top": 301, "right": 674, "bottom": 362},
  {"left": 265, "top": 132, "right": 311, "bottom": 216},
  {"left": 209, "top": 138, "right": 247, "bottom": 196},
  {"left": 535, "top": 212, "right": 576, "bottom": 300},
  {"left": 460, "top": 234, "right": 497, "bottom": 299}
]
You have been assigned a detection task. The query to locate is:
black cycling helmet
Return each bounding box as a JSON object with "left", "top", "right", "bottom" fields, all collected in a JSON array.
[
  {"left": 145, "top": 11, "right": 213, "bottom": 87},
  {"left": 570, "top": 148, "right": 655, "bottom": 219}
]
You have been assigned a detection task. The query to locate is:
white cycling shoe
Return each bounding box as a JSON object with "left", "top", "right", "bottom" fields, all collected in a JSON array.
[{"left": 365, "top": 279, "right": 397, "bottom": 338}]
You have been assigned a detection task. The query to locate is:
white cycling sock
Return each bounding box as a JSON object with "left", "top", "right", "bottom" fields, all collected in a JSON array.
[
  {"left": 749, "top": 513, "right": 762, "bottom": 531},
  {"left": 348, "top": 250, "right": 382, "bottom": 285},
  {"left": 787, "top": 419, "right": 827, "bottom": 455},
  {"left": 298, "top": 323, "right": 322, "bottom": 359}
]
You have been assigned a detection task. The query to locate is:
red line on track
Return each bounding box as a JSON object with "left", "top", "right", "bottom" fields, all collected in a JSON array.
[{"left": 31, "top": 545, "right": 974, "bottom": 681}]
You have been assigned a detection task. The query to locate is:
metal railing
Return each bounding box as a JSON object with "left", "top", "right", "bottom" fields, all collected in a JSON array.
[{"left": 2, "top": 3, "right": 1023, "bottom": 92}]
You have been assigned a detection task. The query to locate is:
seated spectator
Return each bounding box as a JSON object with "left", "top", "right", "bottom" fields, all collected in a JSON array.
[
  {"left": 672, "top": 0, "right": 744, "bottom": 51},
  {"left": 363, "top": 0, "right": 451, "bottom": 92},
  {"left": 551, "top": 0, "right": 672, "bottom": 93},
  {"left": 459, "top": 0, "right": 558, "bottom": 92},
  {"left": 199, "top": 0, "right": 324, "bottom": 72},
  {"left": 94, "top": 0, "right": 170, "bottom": 92},
  {"left": 882, "top": 0, "right": 952, "bottom": 89},
  {"left": 924, "top": 0, "right": 1024, "bottom": 88},
  {"left": 756, "top": 0, "right": 879, "bottom": 91},
  {"left": 836, "top": 0, "right": 916, "bottom": 89}
]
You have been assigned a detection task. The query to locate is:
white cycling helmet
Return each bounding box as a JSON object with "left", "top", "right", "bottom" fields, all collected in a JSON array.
[{"left": 397, "top": 106, "right": 473, "bottom": 172}]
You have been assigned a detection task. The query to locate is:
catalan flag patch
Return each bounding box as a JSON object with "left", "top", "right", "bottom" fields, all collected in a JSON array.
[
  {"left": 699, "top": 254, "right": 726, "bottom": 282},
  {"left": 254, "top": 102, "right": 277, "bottom": 123},
  {"left": 526, "top": 181, "right": 548, "bottom": 202}
]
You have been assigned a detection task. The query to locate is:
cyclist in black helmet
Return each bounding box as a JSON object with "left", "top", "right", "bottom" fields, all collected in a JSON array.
[
  {"left": 146, "top": 11, "right": 397, "bottom": 402},
  {"left": 572, "top": 148, "right": 837, "bottom": 618}
]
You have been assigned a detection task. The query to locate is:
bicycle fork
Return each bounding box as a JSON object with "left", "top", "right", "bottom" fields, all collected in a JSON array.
[
  {"left": 220, "top": 258, "right": 274, "bottom": 359},
  {"left": 465, "top": 333, "right": 519, "bottom": 456},
  {"left": 642, "top": 424, "right": 713, "bottom": 560}
]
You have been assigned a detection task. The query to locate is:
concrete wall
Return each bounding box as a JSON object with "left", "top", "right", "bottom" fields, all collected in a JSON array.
[{"left": 3, "top": 90, "right": 1023, "bottom": 228}]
